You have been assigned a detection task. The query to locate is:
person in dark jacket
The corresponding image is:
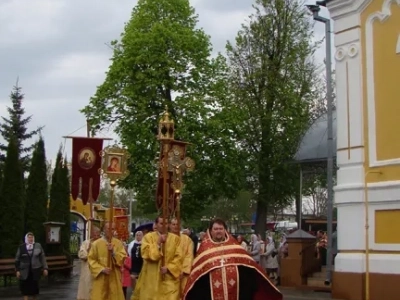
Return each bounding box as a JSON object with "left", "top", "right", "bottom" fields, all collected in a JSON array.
[
  {"left": 15, "top": 232, "right": 48, "bottom": 300},
  {"left": 130, "top": 231, "right": 143, "bottom": 292},
  {"left": 189, "top": 229, "right": 198, "bottom": 256}
]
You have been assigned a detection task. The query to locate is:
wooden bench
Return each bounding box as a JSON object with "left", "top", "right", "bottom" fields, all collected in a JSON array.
[
  {"left": 0, "top": 255, "right": 73, "bottom": 286},
  {"left": 46, "top": 255, "right": 73, "bottom": 275},
  {"left": 0, "top": 258, "right": 16, "bottom": 287}
]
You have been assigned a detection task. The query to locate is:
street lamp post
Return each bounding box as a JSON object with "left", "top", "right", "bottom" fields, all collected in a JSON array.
[{"left": 306, "top": 1, "right": 334, "bottom": 284}]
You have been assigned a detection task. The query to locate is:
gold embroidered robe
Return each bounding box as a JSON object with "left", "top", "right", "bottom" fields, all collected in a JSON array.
[
  {"left": 87, "top": 237, "right": 126, "bottom": 300},
  {"left": 180, "top": 234, "right": 194, "bottom": 294},
  {"left": 77, "top": 239, "right": 92, "bottom": 300},
  {"left": 132, "top": 231, "right": 183, "bottom": 300}
]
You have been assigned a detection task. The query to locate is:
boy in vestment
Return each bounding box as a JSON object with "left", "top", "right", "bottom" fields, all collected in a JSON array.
[
  {"left": 169, "top": 220, "right": 194, "bottom": 294},
  {"left": 132, "top": 216, "right": 183, "bottom": 300},
  {"left": 87, "top": 222, "right": 126, "bottom": 300}
]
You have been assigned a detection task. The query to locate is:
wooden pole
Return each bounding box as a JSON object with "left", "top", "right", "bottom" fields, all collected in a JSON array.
[
  {"left": 104, "top": 181, "right": 116, "bottom": 300},
  {"left": 62, "top": 136, "right": 113, "bottom": 140},
  {"left": 87, "top": 120, "right": 93, "bottom": 240},
  {"left": 161, "top": 142, "right": 170, "bottom": 280},
  {"left": 176, "top": 193, "right": 181, "bottom": 233},
  {"left": 107, "top": 182, "right": 116, "bottom": 264},
  {"left": 86, "top": 120, "right": 91, "bottom": 138},
  {"left": 88, "top": 179, "right": 94, "bottom": 239}
]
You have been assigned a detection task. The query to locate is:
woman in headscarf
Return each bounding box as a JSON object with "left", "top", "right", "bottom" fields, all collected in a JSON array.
[
  {"left": 264, "top": 236, "right": 279, "bottom": 282},
  {"left": 130, "top": 231, "right": 143, "bottom": 293},
  {"left": 278, "top": 234, "right": 288, "bottom": 258},
  {"left": 15, "top": 232, "right": 48, "bottom": 300},
  {"left": 276, "top": 234, "right": 288, "bottom": 286}
]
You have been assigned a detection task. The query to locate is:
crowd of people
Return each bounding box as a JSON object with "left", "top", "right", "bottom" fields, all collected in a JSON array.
[
  {"left": 12, "top": 223, "right": 338, "bottom": 300},
  {"left": 75, "top": 217, "right": 282, "bottom": 300},
  {"left": 12, "top": 220, "right": 286, "bottom": 300},
  {"left": 234, "top": 233, "right": 288, "bottom": 286}
]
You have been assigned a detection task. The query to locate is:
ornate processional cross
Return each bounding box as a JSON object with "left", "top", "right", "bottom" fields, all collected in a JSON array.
[{"left": 167, "top": 146, "right": 195, "bottom": 193}]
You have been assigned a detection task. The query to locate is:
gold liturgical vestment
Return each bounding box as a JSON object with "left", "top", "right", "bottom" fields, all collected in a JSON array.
[
  {"left": 180, "top": 234, "right": 194, "bottom": 294},
  {"left": 132, "top": 231, "right": 183, "bottom": 300},
  {"left": 77, "top": 239, "right": 93, "bottom": 300},
  {"left": 88, "top": 237, "right": 127, "bottom": 300}
]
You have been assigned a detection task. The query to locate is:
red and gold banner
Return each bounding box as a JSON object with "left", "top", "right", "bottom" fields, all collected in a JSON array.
[
  {"left": 71, "top": 138, "right": 103, "bottom": 205},
  {"left": 114, "top": 215, "right": 129, "bottom": 241},
  {"left": 155, "top": 140, "right": 189, "bottom": 215}
]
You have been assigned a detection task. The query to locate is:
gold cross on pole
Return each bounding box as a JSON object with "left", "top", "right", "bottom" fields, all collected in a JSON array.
[{"left": 167, "top": 147, "right": 195, "bottom": 193}]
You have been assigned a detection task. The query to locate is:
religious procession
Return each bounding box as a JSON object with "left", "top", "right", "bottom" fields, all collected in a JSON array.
[
  {"left": 72, "top": 107, "right": 283, "bottom": 300},
  {"left": 6, "top": 0, "right": 394, "bottom": 299}
]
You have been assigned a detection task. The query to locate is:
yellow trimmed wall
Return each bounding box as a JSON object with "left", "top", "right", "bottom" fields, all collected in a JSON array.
[
  {"left": 375, "top": 209, "right": 400, "bottom": 244},
  {"left": 69, "top": 196, "right": 127, "bottom": 221},
  {"left": 362, "top": 0, "right": 400, "bottom": 183}
]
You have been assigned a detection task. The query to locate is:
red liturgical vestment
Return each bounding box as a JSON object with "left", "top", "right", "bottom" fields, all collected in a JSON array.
[{"left": 183, "top": 231, "right": 282, "bottom": 300}]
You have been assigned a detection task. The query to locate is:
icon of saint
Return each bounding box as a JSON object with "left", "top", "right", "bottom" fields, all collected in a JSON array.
[
  {"left": 107, "top": 157, "right": 121, "bottom": 173},
  {"left": 79, "top": 152, "right": 93, "bottom": 169}
]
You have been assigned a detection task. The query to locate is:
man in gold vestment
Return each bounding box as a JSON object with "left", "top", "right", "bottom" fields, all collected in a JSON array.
[
  {"left": 87, "top": 222, "right": 127, "bottom": 300},
  {"left": 169, "top": 220, "right": 194, "bottom": 295},
  {"left": 132, "top": 216, "right": 183, "bottom": 300},
  {"left": 183, "top": 218, "right": 282, "bottom": 300}
]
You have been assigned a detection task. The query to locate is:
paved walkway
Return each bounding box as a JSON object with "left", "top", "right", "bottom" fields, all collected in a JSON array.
[{"left": 0, "top": 260, "right": 334, "bottom": 300}]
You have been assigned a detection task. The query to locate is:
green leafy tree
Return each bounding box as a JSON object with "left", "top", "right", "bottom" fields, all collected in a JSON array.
[
  {"left": 0, "top": 138, "right": 25, "bottom": 257},
  {"left": 201, "top": 191, "right": 254, "bottom": 224},
  {"left": 82, "top": 0, "right": 244, "bottom": 219},
  {"left": 25, "top": 137, "right": 48, "bottom": 246},
  {"left": 48, "top": 150, "right": 71, "bottom": 255},
  {"left": 225, "top": 0, "right": 321, "bottom": 236},
  {"left": 0, "top": 83, "right": 42, "bottom": 172}
]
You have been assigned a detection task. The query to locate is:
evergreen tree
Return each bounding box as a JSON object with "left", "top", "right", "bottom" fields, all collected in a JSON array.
[
  {"left": 59, "top": 157, "right": 71, "bottom": 254},
  {"left": 25, "top": 137, "right": 48, "bottom": 246},
  {"left": 0, "top": 83, "right": 42, "bottom": 172},
  {"left": 0, "top": 138, "right": 25, "bottom": 257},
  {"left": 48, "top": 150, "right": 71, "bottom": 255}
]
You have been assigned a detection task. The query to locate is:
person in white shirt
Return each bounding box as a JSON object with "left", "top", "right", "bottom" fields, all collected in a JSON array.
[
  {"left": 236, "top": 235, "right": 248, "bottom": 250},
  {"left": 128, "top": 231, "right": 143, "bottom": 257}
]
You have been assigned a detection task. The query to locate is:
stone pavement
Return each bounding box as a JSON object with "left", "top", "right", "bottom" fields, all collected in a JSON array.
[{"left": 0, "top": 260, "right": 335, "bottom": 300}]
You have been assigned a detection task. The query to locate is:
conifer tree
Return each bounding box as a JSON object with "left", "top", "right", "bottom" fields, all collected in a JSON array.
[
  {"left": 48, "top": 151, "right": 62, "bottom": 222},
  {"left": 48, "top": 150, "right": 71, "bottom": 255},
  {"left": 0, "top": 83, "right": 42, "bottom": 172},
  {"left": 0, "top": 138, "right": 25, "bottom": 257},
  {"left": 59, "top": 157, "right": 71, "bottom": 254},
  {"left": 25, "top": 137, "right": 48, "bottom": 246}
]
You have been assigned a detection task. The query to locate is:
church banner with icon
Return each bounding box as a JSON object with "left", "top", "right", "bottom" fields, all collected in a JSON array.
[
  {"left": 71, "top": 138, "right": 103, "bottom": 205},
  {"left": 114, "top": 215, "right": 129, "bottom": 241}
]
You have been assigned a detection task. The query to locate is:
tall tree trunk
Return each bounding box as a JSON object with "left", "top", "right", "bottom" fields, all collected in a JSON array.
[
  {"left": 255, "top": 199, "right": 267, "bottom": 240},
  {"left": 256, "top": 161, "right": 270, "bottom": 239}
]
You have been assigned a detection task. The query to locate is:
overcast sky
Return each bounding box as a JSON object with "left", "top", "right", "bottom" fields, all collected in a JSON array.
[{"left": 0, "top": 0, "right": 329, "bottom": 162}]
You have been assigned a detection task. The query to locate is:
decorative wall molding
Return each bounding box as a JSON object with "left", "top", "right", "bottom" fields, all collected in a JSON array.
[
  {"left": 335, "top": 43, "right": 359, "bottom": 61},
  {"left": 366, "top": 0, "right": 400, "bottom": 167},
  {"left": 327, "top": 0, "right": 372, "bottom": 20},
  {"left": 396, "top": 34, "right": 400, "bottom": 54}
]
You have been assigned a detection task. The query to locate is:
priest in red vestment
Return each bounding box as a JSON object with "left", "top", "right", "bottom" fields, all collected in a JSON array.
[{"left": 183, "top": 218, "right": 282, "bottom": 300}]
